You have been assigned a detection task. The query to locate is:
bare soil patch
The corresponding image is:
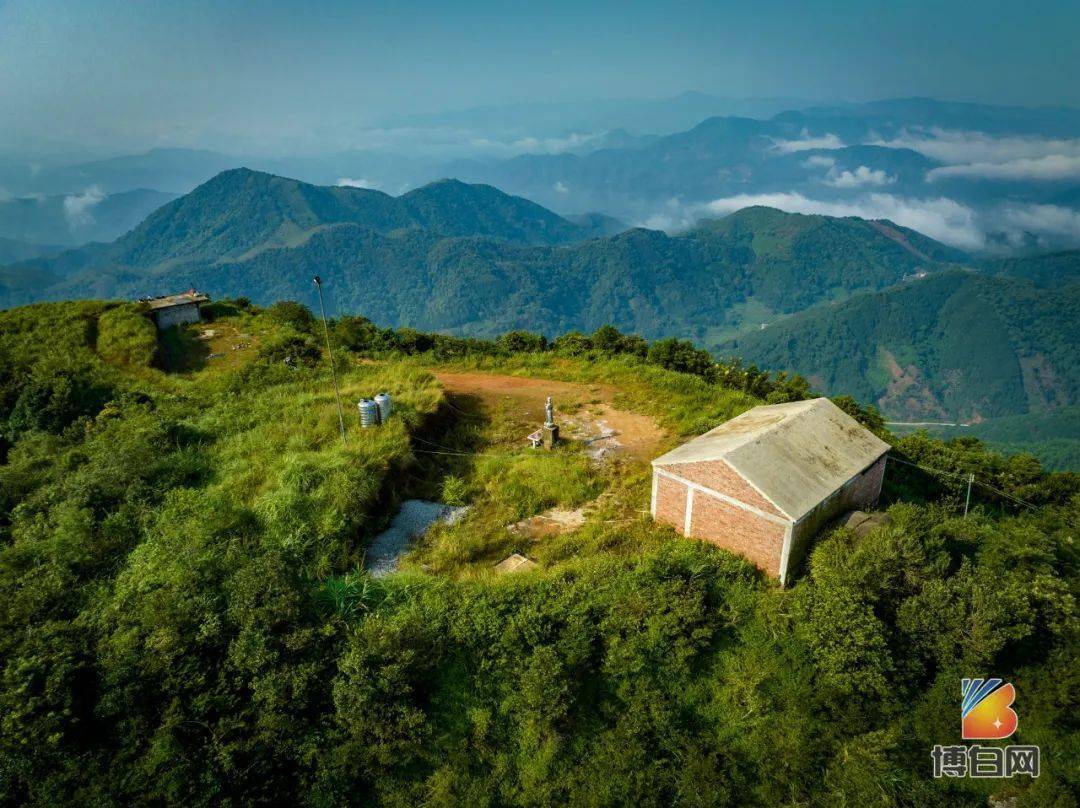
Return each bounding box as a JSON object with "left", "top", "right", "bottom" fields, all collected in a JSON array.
[{"left": 433, "top": 370, "right": 666, "bottom": 460}]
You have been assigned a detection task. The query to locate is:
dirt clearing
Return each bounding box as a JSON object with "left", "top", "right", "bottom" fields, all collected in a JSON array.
[{"left": 433, "top": 370, "right": 666, "bottom": 460}]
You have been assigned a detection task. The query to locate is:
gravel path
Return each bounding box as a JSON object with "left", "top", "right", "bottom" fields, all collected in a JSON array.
[{"left": 366, "top": 500, "right": 468, "bottom": 577}]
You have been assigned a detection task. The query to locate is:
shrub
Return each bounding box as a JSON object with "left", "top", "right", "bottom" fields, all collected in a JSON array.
[
  {"left": 264, "top": 300, "right": 316, "bottom": 332},
  {"left": 96, "top": 305, "right": 158, "bottom": 368},
  {"left": 257, "top": 331, "right": 322, "bottom": 366}
]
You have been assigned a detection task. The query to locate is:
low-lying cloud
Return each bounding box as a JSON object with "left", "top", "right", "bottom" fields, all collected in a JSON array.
[
  {"left": 640, "top": 191, "right": 1080, "bottom": 254},
  {"left": 771, "top": 130, "right": 844, "bottom": 153},
  {"left": 62, "top": 186, "right": 105, "bottom": 228},
  {"left": 337, "top": 177, "right": 380, "bottom": 189},
  {"left": 801, "top": 155, "right": 836, "bottom": 169},
  {"left": 999, "top": 203, "right": 1080, "bottom": 242},
  {"left": 927, "top": 154, "right": 1080, "bottom": 182},
  {"left": 824, "top": 165, "right": 895, "bottom": 188},
  {"left": 871, "top": 127, "right": 1080, "bottom": 163},
  {"left": 699, "top": 192, "right": 984, "bottom": 250},
  {"left": 870, "top": 127, "right": 1080, "bottom": 182}
]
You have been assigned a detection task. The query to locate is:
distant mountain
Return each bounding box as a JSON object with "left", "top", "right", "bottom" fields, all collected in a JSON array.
[
  {"left": 0, "top": 237, "right": 64, "bottom": 265},
  {"left": 379, "top": 91, "right": 816, "bottom": 138},
  {"left": 0, "top": 188, "right": 178, "bottom": 246},
  {"left": 26, "top": 148, "right": 241, "bottom": 195},
  {"left": 2, "top": 171, "right": 970, "bottom": 341},
  {"left": 786, "top": 97, "right": 1080, "bottom": 138},
  {"left": 418, "top": 99, "right": 1080, "bottom": 244},
  {"left": 728, "top": 270, "right": 1080, "bottom": 421},
  {"left": 979, "top": 249, "right": 1080, "bottom": 287},
  {"left": 3, "top": 170, "right": 609, "bottom": 286}
]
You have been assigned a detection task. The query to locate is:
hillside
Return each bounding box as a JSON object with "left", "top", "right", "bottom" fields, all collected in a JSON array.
[
  {"left": 1, "top": 298, "right": 1077, "bottom": 805},
  {"left": 729, "top": 270, "right": 1080, "bottom": 422},
  {"left": 118, "top": 169, "right": 597, "bottom": 263},
  {"left": 0, "top": 172, "right": 967, "bottom": 337},
  {"left": 0, "top": 170, "right": 613, "bottom": 297},
  {"left": 980, "top": 248, "right": 1080, "bottom": 287},
  {"left": 891, "top": 405, "right": 1080, "bottom": 471}
]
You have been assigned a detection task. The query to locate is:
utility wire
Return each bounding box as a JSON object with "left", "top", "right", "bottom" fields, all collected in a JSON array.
[{"left": 886, "top": 454, "right": 1038, "bottom": 511}]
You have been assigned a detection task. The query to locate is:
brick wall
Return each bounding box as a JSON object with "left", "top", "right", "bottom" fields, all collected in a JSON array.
[
  {"left": 843, "top": 456, "right": 886, "bottom": 508},
  {"left": 785, "top": 455, "right": 887, "bottom": 582},
  {"left": 689, "top": 490, "right": 787, "bottom": 575},
  {"left": 653, "top": 473, "right": 689, "bottom": 535},
  {"left": 667, "top": 460, "right": 785, "bottom": 518}
]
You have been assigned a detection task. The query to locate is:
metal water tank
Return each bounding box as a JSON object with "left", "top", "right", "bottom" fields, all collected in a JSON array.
[
  {"left": 358, "top": 398, "right": 380, "bottom": 428},
  {"left": 374, "top": 392, "right": 392, "bottom": 423}
]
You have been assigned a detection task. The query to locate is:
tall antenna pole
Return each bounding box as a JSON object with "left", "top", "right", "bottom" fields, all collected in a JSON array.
[{"left": 313, "top": 275, "right": 347, "bottom": 446}]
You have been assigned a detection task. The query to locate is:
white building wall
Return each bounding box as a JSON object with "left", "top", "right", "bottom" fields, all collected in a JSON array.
[{"left": 153, "top": 302, "right": 202, "bottom": 330}]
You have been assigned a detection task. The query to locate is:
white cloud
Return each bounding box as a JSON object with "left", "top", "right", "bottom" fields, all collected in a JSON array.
[
  {"left": 512, "top": 131, "right": 604, "bottom": 154},
  {"left": 553, "top": 181, "right": 570, "bottom": 194},
  {"left": 62, "top": 186, "right": 105, "bottom": 228},
  {"left": 998, "top": 203, "right": 1080, "bottom": 241},
  {"left": 927, "top": 154, "right": 1080, "bottom": 182},
  {"left": 870, "top": 127, "right": 1080, "bottom": 183},
  {"left": 337, "top": 177, "right": 379, "bottom": 189},
  {"left": 801, "top": 155, "right": 836, "bottom": 169},
  {"left": 771, "top": 130, "right": 844, "bottom": 153},
  {"left": 637, "top": 197, "right": 701, "bottom": 232},
  {"left": 699, "top": 191, "right": 985, "bottom": 250},
  {"left": 824, "top": 165, "right": 895, "bottom": 188}
]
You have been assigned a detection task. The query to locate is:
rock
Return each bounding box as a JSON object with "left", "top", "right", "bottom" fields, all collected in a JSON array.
[
  {"left": 495, "top": 554, "right": 538, "bottom": 574},
  {"left": 839, "top": 509, "right": 891, "bottom": 537}
]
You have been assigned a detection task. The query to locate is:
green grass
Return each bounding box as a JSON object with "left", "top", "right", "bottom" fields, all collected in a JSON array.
[
  {"left": 3, "top": 299, "right": 1079, "bottom": 806},
  {"left": 409, "top": 352, "right": 760, "bottom": 436}
]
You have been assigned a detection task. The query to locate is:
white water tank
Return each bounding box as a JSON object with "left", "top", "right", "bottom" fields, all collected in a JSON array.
[
  {"left": 374, "top": 392, "right": 392, "bottom": 423},
  {"left": 358, "top": 398, "right": 380, "bottom": 428}
]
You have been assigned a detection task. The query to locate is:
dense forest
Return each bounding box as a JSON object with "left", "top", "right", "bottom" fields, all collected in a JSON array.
[
  {"left": 1, "top": 299, "right": 1077, "bottom": 805},
  {"left": 731, "top": 270, "right": 1080, "bottom": 424},
  {"left": 1, "top": 170, "right": 961, "bottom": 334}
]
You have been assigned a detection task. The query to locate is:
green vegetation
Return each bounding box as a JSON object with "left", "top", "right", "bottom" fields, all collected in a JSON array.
[
  {"left": 3, "top": 171, "right": 965, "bottom": 340},
  {"left": 893, "top": 406, "right": 1080, "bottom": 471},
  {"left": 95, "top": 304, "right": 159, "bottom": 367},
  {"left": 1, "top": 299, "right": 1077, "bottom": 805},
  {"left": 980, "top": 248, "right": 1080, "bottom": 288},
  {"left": 730, "top": 270, "right": 1080, "bottom": 425}
]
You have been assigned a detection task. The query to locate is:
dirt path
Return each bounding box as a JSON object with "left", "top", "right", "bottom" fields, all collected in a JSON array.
[{"left": 433, "top": 370, "right": 666, "bottom": 460}]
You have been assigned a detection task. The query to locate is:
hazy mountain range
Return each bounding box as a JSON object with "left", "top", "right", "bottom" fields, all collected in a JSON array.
[
  {"left": 2, "top": 168, "right": 1075, "bottom": 442},
  {"left": 3, "top": 96, "right": 1079, "bottom": 254},
  {"left": 1, "top": 93, "right": 1077, "bottom": 465}
]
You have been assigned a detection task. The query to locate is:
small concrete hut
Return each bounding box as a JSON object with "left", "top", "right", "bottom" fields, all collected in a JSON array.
[
  {"left": 650, "top": 398, "right": 889, "bottom": 584},
  {"left": 142, "top": 289, "right": 209, "bottom": 330}
]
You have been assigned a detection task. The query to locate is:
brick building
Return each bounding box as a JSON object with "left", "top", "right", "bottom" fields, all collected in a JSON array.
[{"left": 650, "top": 398, "right": 889, "bottom": 584}]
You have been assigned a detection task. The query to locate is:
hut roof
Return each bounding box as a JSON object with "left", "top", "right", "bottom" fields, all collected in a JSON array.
[
  {"left": 652, "top": 398, "right": 889, "bottom": 520},
  {"left": 143, "top": 290, "right": 210, "bottom": 310}
]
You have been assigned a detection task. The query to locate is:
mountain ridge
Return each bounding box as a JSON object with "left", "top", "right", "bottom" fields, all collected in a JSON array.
[{"left": 728, "top": 268, "right": 1079, "bottom": 421}]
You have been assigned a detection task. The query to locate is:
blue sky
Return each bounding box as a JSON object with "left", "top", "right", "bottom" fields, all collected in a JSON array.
[{"left": 2, "top": 0, "right": 1079, "bottom": 152}]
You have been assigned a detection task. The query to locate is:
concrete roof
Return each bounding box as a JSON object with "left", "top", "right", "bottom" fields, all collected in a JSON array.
[
  {"left": 652, "top": 398, "right": 889, "bottom": 520},
  {"left": 143, "top": 290, "right": 210, "bottom": 310}
]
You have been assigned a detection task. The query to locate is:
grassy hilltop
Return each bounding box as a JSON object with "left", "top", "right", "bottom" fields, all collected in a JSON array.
[{"left": 1, "top": 299, "right": 1078, "bottom": 806}]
